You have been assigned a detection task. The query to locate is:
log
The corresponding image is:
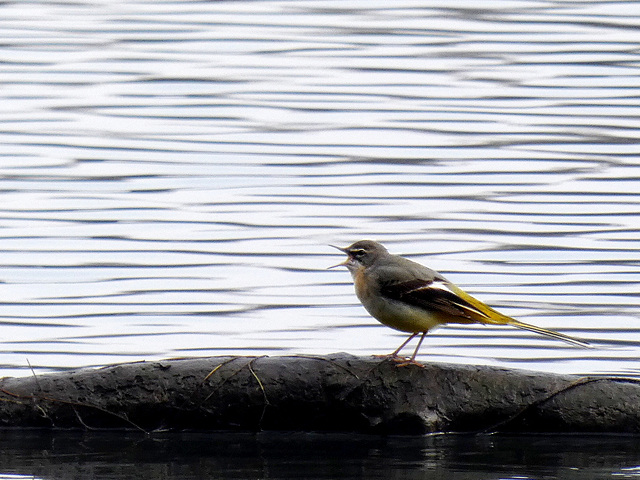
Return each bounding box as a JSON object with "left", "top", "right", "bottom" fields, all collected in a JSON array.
[{"left": 0, "top": 354, "right": 638, "bottom": 434}]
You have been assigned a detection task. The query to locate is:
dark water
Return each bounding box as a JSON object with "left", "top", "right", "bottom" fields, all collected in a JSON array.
[
  {"left": 1, "top": 0, "right": 640, "bottom": 477},
  {"left": 1, "top": 431, "right": 639, "bottom": 480}
]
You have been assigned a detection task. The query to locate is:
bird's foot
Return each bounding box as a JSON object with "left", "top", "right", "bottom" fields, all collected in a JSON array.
[
  {"left": 373, "top": 353, "right": 425, "bottom": 367},
  {"left": 394, "top": 359, "right": 425, "bottom": 368}
]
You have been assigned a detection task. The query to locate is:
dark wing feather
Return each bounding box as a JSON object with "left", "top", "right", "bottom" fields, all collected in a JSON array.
[{"left": 379, "top": 278, "right": 482, "bottom": 319}]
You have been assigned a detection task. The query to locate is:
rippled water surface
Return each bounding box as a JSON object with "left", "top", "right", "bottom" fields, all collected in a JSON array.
[{"left": 1, "top": 0, "right": 639, "bottom": 384}]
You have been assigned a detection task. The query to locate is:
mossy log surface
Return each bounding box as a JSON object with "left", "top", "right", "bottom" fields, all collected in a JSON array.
[{"left": 0, "top": 354, "right": 638, "bottom": 434}]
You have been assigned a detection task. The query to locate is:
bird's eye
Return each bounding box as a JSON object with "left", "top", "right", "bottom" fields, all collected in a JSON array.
[{"left": 351, "top": 249, "right": 366, "bottom": 258}]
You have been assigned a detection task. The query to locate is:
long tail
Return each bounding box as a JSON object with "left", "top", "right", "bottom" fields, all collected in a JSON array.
[
  {"left": 446, "top": 283, "right": 592, "bottom": 348},
  {"left": 508, "top": 319, "right": 591, "bottom": 348}
]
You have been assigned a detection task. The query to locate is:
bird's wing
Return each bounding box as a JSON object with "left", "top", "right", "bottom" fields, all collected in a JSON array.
[
  {"left": 374, "top": 256, "right": 510, "bottom": 322},
  {"left": 379, "top": 276, "right": 490, "bottom": 320},
  {"left": 374, "top": 259, "right": 591, "bottom": 347}
]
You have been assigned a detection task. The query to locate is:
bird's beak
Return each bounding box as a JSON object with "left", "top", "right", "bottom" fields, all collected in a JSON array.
[{"left": 327, "top": 245, "right": 350, "bottom": 269}]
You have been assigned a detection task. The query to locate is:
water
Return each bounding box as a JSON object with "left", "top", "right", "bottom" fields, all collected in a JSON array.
[
  {"left": 1, "top": 0, "right": 639, "bottom": 379},
  {"left": 1, "top": 0, "right": 640, "bottom": 476},
  {"left": 1, "top": 431, "right": 640, "bottom": 480}
]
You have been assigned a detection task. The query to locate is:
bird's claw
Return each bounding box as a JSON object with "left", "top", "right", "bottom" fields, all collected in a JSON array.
[
  {"left": 373, "top": 354, "right": 424, "bottom": 367},
  {"left": 394, "top": 359, "right": 425, "bottom": 368}
]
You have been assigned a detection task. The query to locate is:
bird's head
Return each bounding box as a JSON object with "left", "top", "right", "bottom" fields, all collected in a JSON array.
[{"left": 329, "top": 240, "right": 389, "bottom": 271}]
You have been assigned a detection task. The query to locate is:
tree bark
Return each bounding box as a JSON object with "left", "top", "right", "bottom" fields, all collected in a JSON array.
[{"left": 0, "top": 354, "right": 638, "bottom": 434}]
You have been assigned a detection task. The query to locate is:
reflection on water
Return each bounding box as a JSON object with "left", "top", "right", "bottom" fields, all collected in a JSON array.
[
  {"left": 0, "top": 431, "right": 639, "bottom": 480},
  {"left": 0, "top": 0, "right": 639, "bottom": 381}
]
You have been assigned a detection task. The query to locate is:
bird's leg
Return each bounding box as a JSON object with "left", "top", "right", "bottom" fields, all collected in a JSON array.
[
  {"left": 391, "top": 332, "right": 418, "bottom": 358},
  {"left": 396, "top": 332, "right": 427, "bottom": 367},
  {"left": 373, "top": 333, "right": 417, "bottom": 361},
  {"left": 410, "top": 331, "right": 427, "bottom": 362}
]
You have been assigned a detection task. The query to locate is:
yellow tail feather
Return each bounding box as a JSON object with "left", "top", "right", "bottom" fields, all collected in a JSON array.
[{"left": 449, "top": 284, "right": 591, "bottom": 348}]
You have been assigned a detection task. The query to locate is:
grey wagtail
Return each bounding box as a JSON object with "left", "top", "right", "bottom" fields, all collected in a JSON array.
[{"left": 330, "top": 240, "right": 590, "bottom": 366}]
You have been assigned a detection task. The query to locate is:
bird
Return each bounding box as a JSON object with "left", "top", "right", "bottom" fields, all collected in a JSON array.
[{"left": 330, "top": 240, "right": 590, "bottom": 366}]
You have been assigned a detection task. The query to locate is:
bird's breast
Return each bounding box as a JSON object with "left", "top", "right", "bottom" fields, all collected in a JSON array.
[{"left": 353, "top": 268, "right": 446, "bottom": 333}]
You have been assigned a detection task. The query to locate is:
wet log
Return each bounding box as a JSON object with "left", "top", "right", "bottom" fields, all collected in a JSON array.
[{"left": 0, "top": 354, "right": 639, "bottom": 434}]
